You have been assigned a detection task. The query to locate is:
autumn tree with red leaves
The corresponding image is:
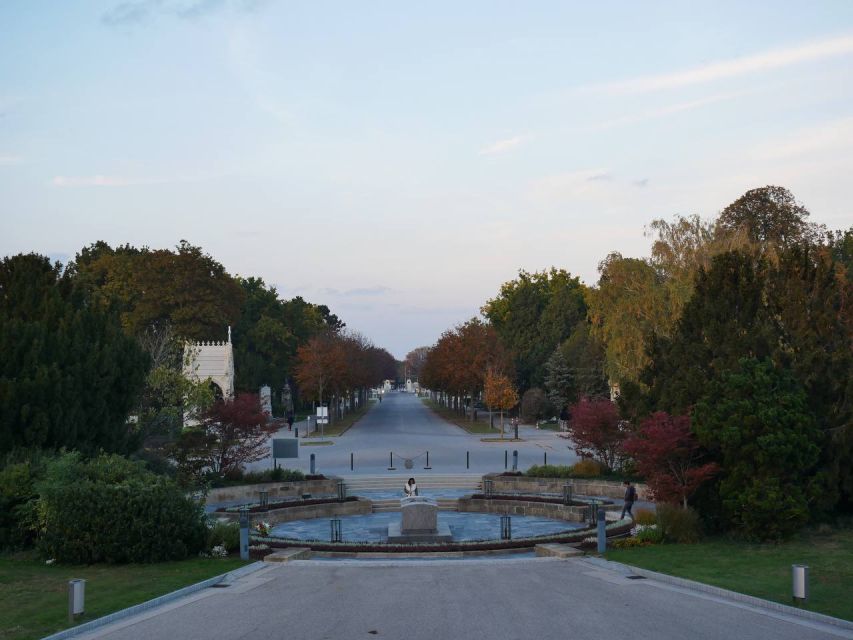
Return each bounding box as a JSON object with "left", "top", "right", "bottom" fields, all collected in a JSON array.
[
  {"left": 483, "top": 369, "right": 519, "bottom": 438},
  {"left": 567, "top": 396, "right": 628, "bottom": 471},
  {"left": 624, "top": 412, "right": 718, "bottom": 508},
  {"left": 172, "top": 393, "right": 275, "bottom": 480}
]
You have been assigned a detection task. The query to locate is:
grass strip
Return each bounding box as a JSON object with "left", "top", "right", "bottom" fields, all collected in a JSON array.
[
  {"left": 0, "top": 553, "right": 248, "bottom": 640},
  {"left": 607, "top": 526, "right": 853, "bottom": 622},
  {"left": 420, "top": 399, "right": 501, "bottom": 435}
]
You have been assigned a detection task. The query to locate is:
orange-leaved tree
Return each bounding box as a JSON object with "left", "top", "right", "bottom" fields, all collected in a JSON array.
[{"left": 483, "top": 369, "right": 519, "bottom": 439}]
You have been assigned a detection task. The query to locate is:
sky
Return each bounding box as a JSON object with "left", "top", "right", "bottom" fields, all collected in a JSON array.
[{"left": 2, "top": 1, "right": 852, "bottom": 358}]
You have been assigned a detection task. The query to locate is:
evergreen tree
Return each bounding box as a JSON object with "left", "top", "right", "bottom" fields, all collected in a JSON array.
[
  {"left": 693, "top": 359, "right": 822, "bottom": 540},
  {"left": 543, "top": 348, "right": 571, "bottom": 416},
  {"left": 0, "top": 254, "right": 149, "bottom": 454}
]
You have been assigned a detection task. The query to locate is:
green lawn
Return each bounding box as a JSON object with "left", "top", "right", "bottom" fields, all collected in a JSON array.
[
  {"left": 304, "top": 402, "right": 374, "bottom": 438},
  {"left": 0, "top": 553, "right": 248, "bottom": 640},
  {"left": 607, "top": 526, "right": 853, "bottom": 622},
  {"left": 420, "top": 399, "right": 500, "bottom": 434}
]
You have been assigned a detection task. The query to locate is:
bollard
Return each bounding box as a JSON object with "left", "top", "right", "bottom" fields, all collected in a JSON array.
[
  {"left": 337, "top": 480, "right": 346, "bottom": 502},
  {"left": 350, "top": 452, "right": 354, "bottom": 471},
  {"left": 514, "top": 420, "right": 518, "bottom": 440},
  {"left": 792, "top": 565, "right": 809, "bottom": 605},
  {"left": 504, "top": 450, "right": 508, "bottom": 470},
  {"left": 239, "top": 507, "right": 250, "bottom": 560},
  {"left": 597, "top": 509, "right": 606, "bottom": 553},
  {"left": 544, "top": 451, "right": 547, "bottom": 466},
  {"left": 466, "top": 451, "right": 469, "bottom": 469},
  {"left": 501, "top": 515, "right": 512, "bottom": 540},
  {"left": 68, "top": 579, "right": 85, "bottom": 623},
  {"left": 258, "top": 489, "right": 269, "bottom": 510},
  {"left": 310, "top": 453, "right": 316, "bottom": 475},
  {"left": 424, "top": 451, "right": 432, "bottom": 469},
  {"left": 562, "top": 483, "right": 572, "bottom": 505},
  {"left": 512, "top": 450, "right": 518, "bottom": 471},
  {"left": 588, "top": 499, "right": 598, "bottom": 524},
  {"left": 388, "top": 451, "right": 396, "bottom": 470},
  {"left": 295, "top": 427, "right": 299, "bottom": 438},
  {"left": 330, "top": 518, "right": 342, "bottom": 542}
]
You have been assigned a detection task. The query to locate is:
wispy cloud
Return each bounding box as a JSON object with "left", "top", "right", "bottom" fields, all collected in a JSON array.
[
  {"left": 583, "top": 33, "right": 853, "bottom": 94},
  {"left": 102, "top": 0, "right": 265, "bottom": 27},
  {"left": 51, "top": 175, "right": 165, "bottom": 187},
  {"left": 0, "top": 155, "right": 23, "bottom": 166},
  {"left": 589, "top": 91, "right": 746, "bottom": 131},
  {"left": 753, "top": 115, "right": 853, "bottom": 159},
  {"left": 321, "top": 286, "right": 392, "bottom": 297},
  {"left": 479, "top": 135, "right": 528, "bottom": 156}
]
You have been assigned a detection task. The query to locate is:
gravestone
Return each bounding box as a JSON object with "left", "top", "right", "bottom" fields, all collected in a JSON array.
[
  {"left": 386, "top": 497, "right": 452, "bottom": 543},
  {"left": 260, "top": 386, "right": 272, "bottom": 416}
]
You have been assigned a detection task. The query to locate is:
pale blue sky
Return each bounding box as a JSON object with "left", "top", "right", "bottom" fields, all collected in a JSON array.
[{"left": 2, "top": 1, "right": 852, "bottom": 357}]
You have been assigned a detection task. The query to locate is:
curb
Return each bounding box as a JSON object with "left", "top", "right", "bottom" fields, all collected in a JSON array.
[
  {"left": 41, "top": 561, "right": 267, "bottom": 640},
  {"left": 583, "top": 557, "right": 853, "bottom": 631}
]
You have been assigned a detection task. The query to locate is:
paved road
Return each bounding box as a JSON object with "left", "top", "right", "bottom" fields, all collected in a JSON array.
[
  {"left": 78, "top": 558, "right": 852, "bottom": 640},
  {"left": 249, "top": 392, "right": 581, "bottom": 476}
]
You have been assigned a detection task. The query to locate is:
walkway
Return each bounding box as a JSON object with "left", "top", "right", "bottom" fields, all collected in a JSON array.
[
  {"left": 75, "top": 558, "right": 852, "bottom": 640},
  {"left": 248, "top": 391, "right": 580, "bottom": 476}
]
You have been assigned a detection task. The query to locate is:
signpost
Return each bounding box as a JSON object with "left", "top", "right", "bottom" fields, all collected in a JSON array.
[{"left": 316, "top": 406, "right": 328, "bottom": 439}]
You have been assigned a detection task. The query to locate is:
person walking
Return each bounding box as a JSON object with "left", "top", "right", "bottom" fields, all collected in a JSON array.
[{"left": 621, "top": 480, "right": 637, "bottom": 519}]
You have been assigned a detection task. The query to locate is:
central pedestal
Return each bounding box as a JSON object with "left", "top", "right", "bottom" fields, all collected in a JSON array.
[{"left": 386, "top": 497, "right": 453, "bottom": 543}]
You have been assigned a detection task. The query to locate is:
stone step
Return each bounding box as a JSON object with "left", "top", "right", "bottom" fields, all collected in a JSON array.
[
  {"left": 534, "top": 543, "right": 584, "bottom": 559},
  {"left": 264, "top": 548, "right": 311, "bottom": 562}
]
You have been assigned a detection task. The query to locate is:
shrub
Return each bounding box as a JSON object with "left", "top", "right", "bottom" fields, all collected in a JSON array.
[
  {"left": 208, "top": 467, "right": 305, "bottom": 487},
  {"left": 520, "top": 388, "right": 552, "bottom": 422},
  {"left": 0, "top": 460, "right": 43, "bottom": 550},
  {"left": 525, "top": 465, "right": 574, "bottom": 478},
  {"left": 633, "top": 508, "right": 656, "bottom": 526},
  {"left": 207, "top": 520, "right": 240, "bottom": 552},
  {"left": 656, "top": 504, "right": 701, "bottom": 544},
  {"left": 36, "top": 452, "right": 207, "bottom": 563},
  {"left": 611, "top": 537, "right": 649, "bottom": 549},
  {"left": 635, "top": 525, "right": 664, "bottom": 544},
  {"left": 572, "top": 459, "right": 604, "bottom": 477}
]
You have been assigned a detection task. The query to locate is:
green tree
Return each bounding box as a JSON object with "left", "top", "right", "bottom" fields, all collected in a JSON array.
[
  {"left": 72, "top": 240, "right": 245, "bottom": 341},
  {"left": 587, "top": 253, "right": 672, "bottom": 387},
  {"left": 693, "top": 359, "right": 822, "bottom": 540},
  {"left": 716, "top": 185, "right": 818, "bottom": 250},
  {"left": 482, "top": 269, "right": 586, "bottom": 389},
  {"left": 0, "top": 254, "right": 149, "bottom": 454}
]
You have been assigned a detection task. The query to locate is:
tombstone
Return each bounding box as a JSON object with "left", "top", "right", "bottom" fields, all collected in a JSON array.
[
  {"left": 260, "top": 385, "right": 272, "bottom": 416},
  {"left": 281, "top": 383, "right": 294, "bottom": 414},
  {"left": 386, "top": 497, "right": 452, "bottom": 543}
]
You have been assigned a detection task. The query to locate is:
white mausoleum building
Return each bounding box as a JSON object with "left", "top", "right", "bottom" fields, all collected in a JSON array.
[{"left": 183, "top": 327, "right": 235, "bottom": 401}]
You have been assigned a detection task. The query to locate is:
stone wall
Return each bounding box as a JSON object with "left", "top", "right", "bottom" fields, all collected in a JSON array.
[
  {"left": 483, "top": 473, "right": 649, "bottom": 501},
  {"left": 457, "top": 497, "right": 588, "bottom": 523},
  {"left": 220, "top": 497, "right": 372, "bottom": 525},
  {"left": 207, "top": 478, "right": 340, "bottom": 504}
]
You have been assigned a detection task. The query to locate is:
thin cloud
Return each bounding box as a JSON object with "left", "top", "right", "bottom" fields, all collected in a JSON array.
[
  {"left": 321, "top": 286, "right": 392, "bottom": 297},
  {"left": 583, "top": 33, "right": 853, "bottom": 94},
  {"left": 52, "top": 175, "right": 158, "bottom": 187},
  {"left": 590, "top": 91, "right": 746, "bottom": 131},
  {"left": 0, "top": 155, "right": 23, "bottom": 166},
  {"left": 479, "top": 135, "right": 528, "bottom": 156},
  {"left": 102, "top": 0, "right": 265, "bottom": 26},
  {"left": 753, "top": 115, "right": 853, "bottom": 159}
]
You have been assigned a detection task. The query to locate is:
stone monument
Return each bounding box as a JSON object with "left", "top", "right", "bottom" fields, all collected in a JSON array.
[
  {"left": 260, "top": 385, "right": 272, "bottom": 416},
  {"left": 386, "top": 497, "right": 452, "bottom": 543}
]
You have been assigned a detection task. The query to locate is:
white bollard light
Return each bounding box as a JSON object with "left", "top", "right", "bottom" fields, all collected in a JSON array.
[
  {"left": 792, "top": 565, "right": 809, "bottom": 605},
  {"left": 68, "top": 579, "right": 85, "bottom": 622}
]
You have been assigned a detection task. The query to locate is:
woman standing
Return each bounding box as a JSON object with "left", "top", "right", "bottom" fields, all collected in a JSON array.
[{"left": 404, "top": 478, "right": 418, "bottom": 497}]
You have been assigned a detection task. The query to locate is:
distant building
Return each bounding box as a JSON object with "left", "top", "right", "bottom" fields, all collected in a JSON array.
[{"left": 183, "top": 327, "right": 235, "bottom": 409}]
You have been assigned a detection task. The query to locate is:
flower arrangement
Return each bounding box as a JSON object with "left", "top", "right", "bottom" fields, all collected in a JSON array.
[{"left": 254, "top": 521, "right": 271, "bottom": 536}]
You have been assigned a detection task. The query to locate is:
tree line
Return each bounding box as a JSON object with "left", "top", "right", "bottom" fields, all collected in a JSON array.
[
  {"left": 0, "top": 239, "right": 396, "bottom": 459},
  {"left": 418, "top": 185, "right": 852, "bottom": 539}
]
